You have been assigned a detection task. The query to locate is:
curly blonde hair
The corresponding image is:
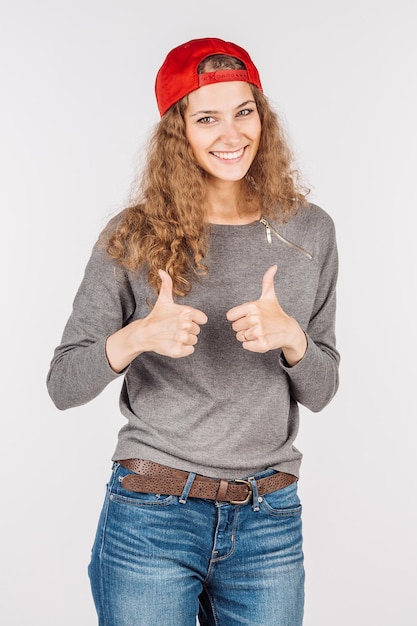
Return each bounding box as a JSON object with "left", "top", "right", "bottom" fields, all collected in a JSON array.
[{"left": 106, "top": 56, "right": 309, "bottom": 297}]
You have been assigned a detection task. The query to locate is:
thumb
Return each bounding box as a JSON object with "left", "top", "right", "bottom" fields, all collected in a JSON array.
[
  {"left": 157, "top": 269, "right": 174, "bottom": 303},
  {"left": 260, "top": 265, "right": 278, "bottom": 300}
]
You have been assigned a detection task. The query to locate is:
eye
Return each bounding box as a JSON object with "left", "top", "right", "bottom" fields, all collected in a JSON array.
[
  {"left": 197, "top": 115, "right": 216, "bottom": 124},
  {"left": 237, "top": 108, "right": 254, "bottom": 117}
]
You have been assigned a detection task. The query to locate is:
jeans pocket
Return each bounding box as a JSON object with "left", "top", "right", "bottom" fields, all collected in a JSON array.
[
  {"left": 110, "top": 463, "right": 177, "bottom": 507},
  {"left": 259, "top": 481, "right": 302, "bottom": 517}
]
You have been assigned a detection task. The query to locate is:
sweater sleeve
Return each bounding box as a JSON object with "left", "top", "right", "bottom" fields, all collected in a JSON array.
[
  {"left": 280, "top": 216, "right": 340, "bottom": 412},
  {"left": 46, "top": 243, "right": 135, "bottom": 410}
]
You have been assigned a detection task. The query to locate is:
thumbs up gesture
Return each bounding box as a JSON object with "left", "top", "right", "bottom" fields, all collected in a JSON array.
[
  {"left": 105, "top": 270, "right": 208, "bottom": 372},
  {"left": 226, "top": 265, "right": 307, "bottom": 365},
  {"left": 142, "top": 269, "right": 208, "bottom": 358}
]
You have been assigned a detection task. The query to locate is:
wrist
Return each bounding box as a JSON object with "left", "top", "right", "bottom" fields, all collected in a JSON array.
[
  {"left": 282, "top": 324, "right": 307, "bottom": 367},
  {"left": 105, "top": 319, "right": 146, "bottom": 373}
]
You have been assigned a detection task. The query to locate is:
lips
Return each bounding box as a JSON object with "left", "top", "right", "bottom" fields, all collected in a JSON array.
[{"left": 210, "top": 147, "right": 245, "bottom": 160}]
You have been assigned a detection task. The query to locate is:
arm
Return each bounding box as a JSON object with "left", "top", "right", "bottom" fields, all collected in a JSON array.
[
  {"left": 46, "top": 245, "right": 134, "bottom": 410},
  {"left": 226, "top": 220, "right": 340, "bottom": 412},
  {"left": 282, "top": 225, "right": 340, "bottom": 411},
  {"left": 47, "top": 248, "right": 207, "bottom": 410}
]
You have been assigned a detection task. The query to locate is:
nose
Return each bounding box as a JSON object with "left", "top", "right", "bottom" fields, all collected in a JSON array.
[{"left": 219, "top": 119, "right": 241, "bottom": 146}]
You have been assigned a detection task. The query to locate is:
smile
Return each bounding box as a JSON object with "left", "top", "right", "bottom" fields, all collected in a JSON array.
[{"left": 211, "top": 147, "right": 246, "bottom": 160}]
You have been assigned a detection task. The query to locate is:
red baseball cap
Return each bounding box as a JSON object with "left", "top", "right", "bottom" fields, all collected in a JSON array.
[{"left": 155, "top": 37, "right": 263, "bottom": 116}]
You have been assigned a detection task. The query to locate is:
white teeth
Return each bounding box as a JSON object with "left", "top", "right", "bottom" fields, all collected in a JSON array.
[{"left": 212, "top": 148, "right": 244, "bottom": 160}]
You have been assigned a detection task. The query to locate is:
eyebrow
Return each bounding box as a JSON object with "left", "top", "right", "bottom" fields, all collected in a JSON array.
[{"left": 189, "top": 99, "right": 256, "bottom": 118}]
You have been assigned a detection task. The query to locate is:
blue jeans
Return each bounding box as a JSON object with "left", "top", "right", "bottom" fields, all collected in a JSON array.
[{"left": 88, "top": 463, "right": 304, "bottom": 625}]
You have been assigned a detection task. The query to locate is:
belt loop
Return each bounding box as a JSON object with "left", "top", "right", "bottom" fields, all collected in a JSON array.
[
  {"left": 179, "top": 472, "right": 196, "bottom": 504},
  {"left": 248, "top": 476, "right": 260, "bottom": 512},
  {"left": 216, "top": 479, "right": 229, "bottom": 502}
]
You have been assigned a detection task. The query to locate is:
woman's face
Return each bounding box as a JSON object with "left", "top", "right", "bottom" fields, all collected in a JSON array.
[{"left": 184, "top": 81, "right": 261, "bottom": 185}]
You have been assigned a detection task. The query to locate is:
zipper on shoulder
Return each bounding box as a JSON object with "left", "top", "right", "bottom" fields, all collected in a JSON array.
[
  {"left": 259, "top": 216, "right": 313, "bottom": 260},
  {"left": 259, "top": 217, "right": 272, "bottom": 243}
]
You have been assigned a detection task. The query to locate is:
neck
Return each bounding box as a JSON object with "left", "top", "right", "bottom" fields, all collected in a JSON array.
[
  {"left": 206, "top": 207, "right": 261, "bottom": 225},
  {"left": 205, "top": 182, "right": 260, "bottom": 225}
]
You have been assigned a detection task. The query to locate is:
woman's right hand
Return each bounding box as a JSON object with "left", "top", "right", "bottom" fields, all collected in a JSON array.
[{"left": 105, "top": 270, "right": 208, "bottom": 372}]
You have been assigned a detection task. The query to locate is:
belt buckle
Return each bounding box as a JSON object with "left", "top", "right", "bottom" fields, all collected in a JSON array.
[{"left": 230, "top": 478, "right": 253, "bottom": 505}]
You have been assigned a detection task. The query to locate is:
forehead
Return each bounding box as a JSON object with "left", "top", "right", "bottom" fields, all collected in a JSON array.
[{"left": 186, "top": 81, "right": 255, "bottom": 112}]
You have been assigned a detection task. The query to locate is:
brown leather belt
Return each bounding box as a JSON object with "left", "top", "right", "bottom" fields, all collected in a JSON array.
[{"left": 118, "top": 459, "right": 297, "bottom": 505}]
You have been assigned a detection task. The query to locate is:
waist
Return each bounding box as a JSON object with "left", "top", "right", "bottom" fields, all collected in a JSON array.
[{"left": 118, "top": 458, "right": 297, "bottom": 505}]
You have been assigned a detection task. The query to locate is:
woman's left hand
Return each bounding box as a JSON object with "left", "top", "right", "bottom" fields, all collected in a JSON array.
[{"left": 226, "top": 265, "right": 307, "bottom": 366}]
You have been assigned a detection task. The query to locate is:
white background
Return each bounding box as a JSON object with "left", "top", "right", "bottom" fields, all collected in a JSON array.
[{"left": 1, "top": 1, "right": 416, "bottom": 624}]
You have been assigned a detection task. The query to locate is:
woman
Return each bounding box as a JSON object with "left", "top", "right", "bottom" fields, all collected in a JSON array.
[{"left": 47, "top": 37, "right": 340, "bottom": 626}]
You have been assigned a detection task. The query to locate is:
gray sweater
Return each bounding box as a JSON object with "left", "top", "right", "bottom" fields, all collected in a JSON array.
[{"left": 47, "top": 203, "right": 339, "bottom": 479}]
